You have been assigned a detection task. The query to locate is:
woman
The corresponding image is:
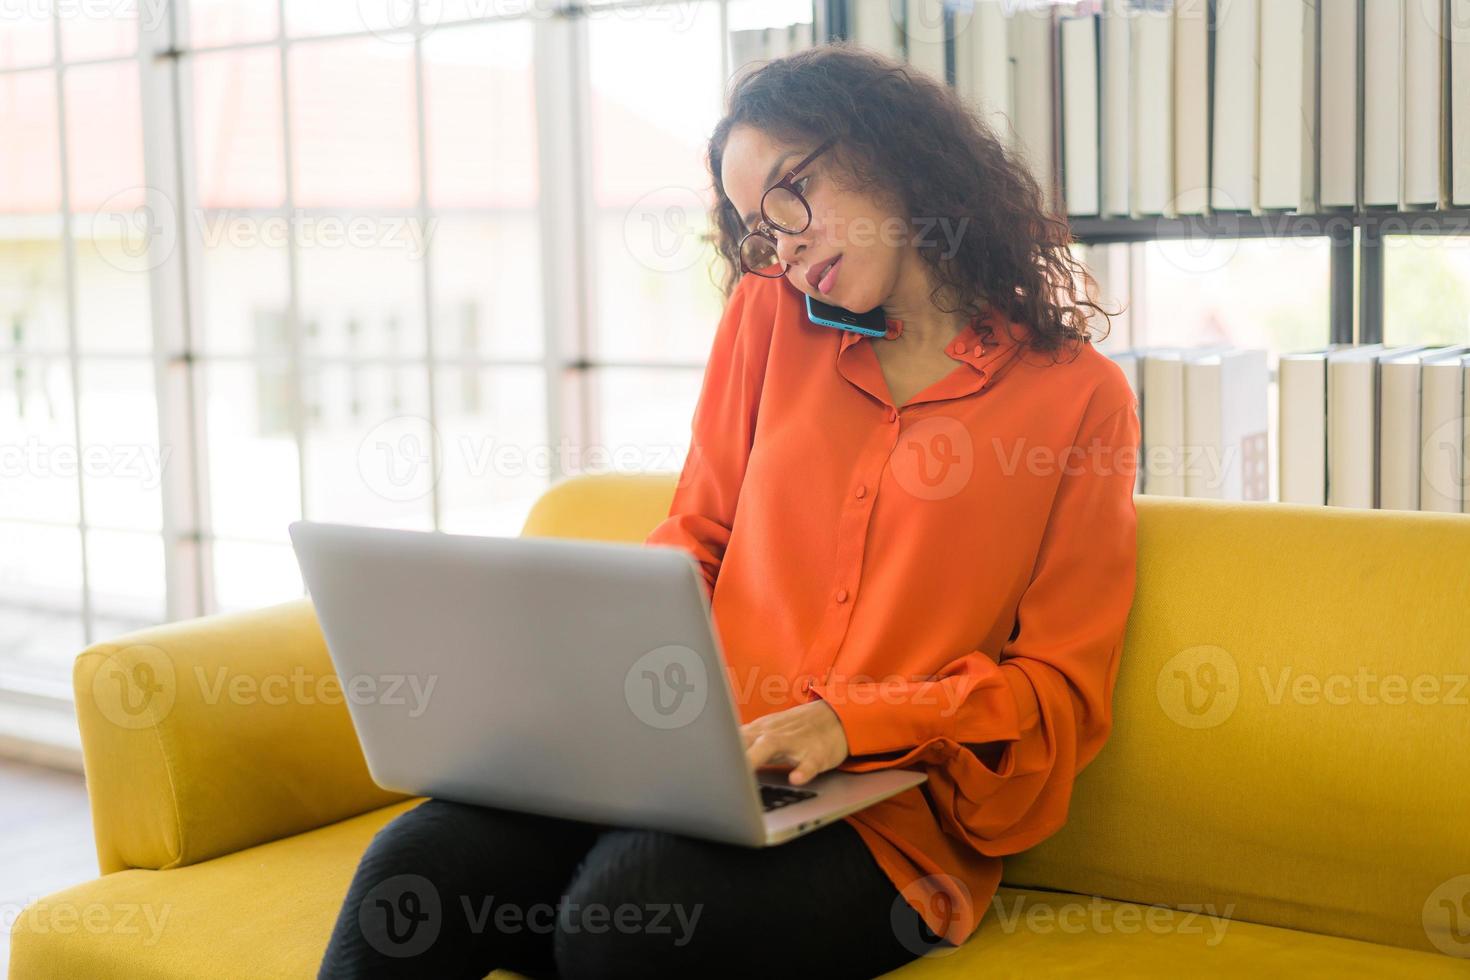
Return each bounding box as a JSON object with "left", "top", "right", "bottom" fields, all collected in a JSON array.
[{"left": 319, "top": 42, "right": 1139, "bottom": 979}]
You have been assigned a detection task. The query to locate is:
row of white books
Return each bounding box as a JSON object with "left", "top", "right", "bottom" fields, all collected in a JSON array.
[
  {"left": 1107, "top": 347, "right": 1271, "bottom": 500},
  {"left": 1107, "top": 343, "right": 1470, "bottom": 512},
  {"left": 869, "top": 0, "right": 1470, "bottom": 217},
  {"left": 1278, "top": 343, "right": 1470, "bottom": 511}
]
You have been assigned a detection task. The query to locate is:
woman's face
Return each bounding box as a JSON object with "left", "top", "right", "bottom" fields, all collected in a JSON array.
[{"left": 720, "top": 124, "right": 907, "bottom": 314}]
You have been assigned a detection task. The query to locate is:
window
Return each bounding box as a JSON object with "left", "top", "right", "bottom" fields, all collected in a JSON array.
[{"left": 0, "top": 0, "right": 818, "bottom": 688}]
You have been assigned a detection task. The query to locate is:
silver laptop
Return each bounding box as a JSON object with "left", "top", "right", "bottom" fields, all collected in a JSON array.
[{"left": 287, "top": 521, "right": 926, "bottom": 847}]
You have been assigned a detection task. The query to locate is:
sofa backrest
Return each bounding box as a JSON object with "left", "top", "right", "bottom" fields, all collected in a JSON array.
[{"left": 528, "top": 473, "right": 1470, "bottom": 958}]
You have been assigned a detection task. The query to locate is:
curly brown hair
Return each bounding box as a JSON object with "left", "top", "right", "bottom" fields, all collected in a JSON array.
[{"left": 705, "top": 41, "right": 1118, "bottom": 358}]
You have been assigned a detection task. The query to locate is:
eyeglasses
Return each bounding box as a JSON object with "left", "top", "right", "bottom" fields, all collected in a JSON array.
[{"left": 737, "top": 137, "right": 837, "bottom": 279}]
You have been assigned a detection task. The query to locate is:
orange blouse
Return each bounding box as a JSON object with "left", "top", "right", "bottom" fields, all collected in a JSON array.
[{"left": 643, "top": 271, "right": 1140, "bottom": 946}]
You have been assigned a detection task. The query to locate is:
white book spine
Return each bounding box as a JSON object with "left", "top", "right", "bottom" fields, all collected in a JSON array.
[
  {"left": 1172, "top": 0, "right": 1210, "bottom": 214},
  {"left": 1320, "top": 0, "right": 1359, "bottom": 207},
  {"left": 1401, "top": 0, "right": 1441, "bottom": 206},
  {"left": 1210, "top": 0, "right": 1260, "bottom": 212},
  {"left": 1452, "top": 0, "right": 1470, "bottom": 204},
  {"left": 1363, "top": 0, "right": 1403, "bottom": 207}
]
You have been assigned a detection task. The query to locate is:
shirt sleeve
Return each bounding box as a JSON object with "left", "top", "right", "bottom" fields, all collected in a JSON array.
[
  {"left": 642, "top": 275, "right": 776, "bottom": 597},
  {"left": 809, "top": 392, "right": 1141, "bottom": 855}
]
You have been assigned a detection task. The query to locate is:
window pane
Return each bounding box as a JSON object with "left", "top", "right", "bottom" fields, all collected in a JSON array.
[
  {"left": 192, "top": 48, "right": 285, "bottom": 209},
  {"left": 70, "top": 212, "right": 154, "bottom": 353},
  {"left": 430, "top": 217, "right": 543, "bottom": 360},
  {"left": 0, "top": 353, "right": 79, "bottom": 525},
  {"left": 422, "top": 20, "right": 538, "bottom": 210},
  {"left": 727, "top": 0, "right": 816, "bottom": 75},
  {"left": 584, "top": 367, "right": 702, "bottom": 473},
  {"left": 86, "top": 528, "right": 165, "bottom": 628},
  {"left": 297, "top": 231, "right": 427, "bottom": 358},
  {"left": 59, "top": 0, "right": 139, "bottom": 62},
  {"left": 435, "top": 365, "right": 547, "bottom": 536},
  {"left": 1383, "top": 235, "right": 1470, "bottom": 346},
  {"left": 204, "top": 361, "right": 302, "bottom": 540},
  {"left": 63, "top": 62, "right": 144, "bottom": 214},
  {"left": 0, "top": 70, "right": 61, "bottom": 212},
  {"left": 0, "top": 601, "right": 86, "bottom": 682},
  {"left": 76, "top": 359, "right": 162, "bottom": 533},
  {"left": 302, "top": 363, "right": 434, "bottom": 528},
  {"left": 0, "top": 217, "right": 68, "bottom": 352},
  {"left": 188, "top": 0, "right": 280, "bottom": 47},
  {"left": 0, "top": 525, "right": 85, "bottom": 681},
  {"left": 586, "top": 0, "right": 726, "bottom": 364},
  {"left": 1139, "top": 237, "right": 1330, "bottom": 357},
  {"left": 282, "top": 0, "right": 416, "bottom": 40},
  {"left": 288, "top": 38, "right": 418, "bottom": 208},
  {"left": 195, "top": 235, "right": 291, "bottom": 355},
  {"left": 213, "top": 538, "right": 304, "bottom": 613},
  {"left": 0, "top": 4, "right": 54, "bottom": 70}
]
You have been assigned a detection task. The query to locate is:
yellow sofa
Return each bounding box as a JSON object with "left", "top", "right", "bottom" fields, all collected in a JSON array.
[{"left": 11, "top": 472, "right": 1470, "bottom": 978}]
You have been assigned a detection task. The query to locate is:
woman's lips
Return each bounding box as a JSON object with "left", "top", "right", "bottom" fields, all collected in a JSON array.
[{"left": 816, "top": 255, "right": 842, "bottom": 295}]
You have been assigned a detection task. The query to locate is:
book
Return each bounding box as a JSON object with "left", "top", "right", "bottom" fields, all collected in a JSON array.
[
  {"left": 1258, "top": 0, "right": 1318, "bottom": 212},
  {"left": 1130, "top": 0, "right": 1174, "bottom": 216},
  {"left": 1061, "top": 4, "right": 1101, "bottom": 215},
  {"left": 1100, "top": 0, "right": 1132, "bottom": 216},
  {"left": 1363, "top": 0, "right": 1403, "bottom": 207},
  {"left": 1419, "top": 345, "right": 1470, "bottom": 512},
  {"left": 1182, "top": 348, "right": 1270, "bottom": 500},
  {"left": 1172, "top": 0, "right": 1208, "bottom": 214},
  {"left": 1319, "top": 0, "right": 1358, "bottom": 207},
  {"left": 1378, "top": 345, "right": 1457, "bottom": 510},
  {"left": 1278, "top": 344, "right": 1352, "bottom": 505},
  {"left": 1401, "top": 0, "right": 1441, "bottom": 208},
  {"left": 1210, "top": 0, "right": 1259, "bottom": 212}
]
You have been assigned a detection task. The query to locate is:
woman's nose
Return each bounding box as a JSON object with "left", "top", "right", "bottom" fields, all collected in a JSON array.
[{"left": 774, "top": 229, "right": 810, "bottom": 269}]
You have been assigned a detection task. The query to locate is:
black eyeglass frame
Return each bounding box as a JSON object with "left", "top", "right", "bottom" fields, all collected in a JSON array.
[{"left": 736, "top": 136, "right": 838, "bottom": 279}]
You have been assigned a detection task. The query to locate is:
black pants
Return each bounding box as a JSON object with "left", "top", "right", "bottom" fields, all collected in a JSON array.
[{"left": 317, "top": 798, "right": 946, "bottom": 979}]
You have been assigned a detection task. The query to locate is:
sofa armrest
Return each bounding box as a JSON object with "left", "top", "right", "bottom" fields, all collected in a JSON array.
[{"left": 74, "top": 596, "right": 411, "bottom": 875}]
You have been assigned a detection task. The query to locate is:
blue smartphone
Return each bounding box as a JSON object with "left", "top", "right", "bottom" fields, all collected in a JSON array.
[{"left": 805, "top": 294, "right": 889, "bottom": 337}]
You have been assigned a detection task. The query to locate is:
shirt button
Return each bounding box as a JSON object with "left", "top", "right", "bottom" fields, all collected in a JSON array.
[
  {"left": 954, "top": 343, "right": 967, "bottom": 354},
  {"left": 887, "top": 408, "right": 898, "bottom": 423},
  {"left": 855, "top": 484, "right": 867, "bottom": 499},
  {"left": 973, "top": 347, "right": 984, "bottom": 357},
  {"left": 835, "top": 588, "right": 849, "bottom": 603},
  {"left": 799, "top": 678, "right": 812, "bottom": 694}
]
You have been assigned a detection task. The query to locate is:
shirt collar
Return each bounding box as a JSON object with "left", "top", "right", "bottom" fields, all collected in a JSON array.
[{"left": 834, "top": 306, "right": 1028, "bottom": 409}]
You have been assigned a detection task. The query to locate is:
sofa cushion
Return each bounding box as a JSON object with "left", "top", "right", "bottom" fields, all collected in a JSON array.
[{"left": 12, "top": 799, "right": 1464, "bottom": 979}]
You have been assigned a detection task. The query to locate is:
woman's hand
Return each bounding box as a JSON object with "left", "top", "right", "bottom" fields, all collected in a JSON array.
[{"left": 741, "top": 699, "right": 850, "bottom": 786}]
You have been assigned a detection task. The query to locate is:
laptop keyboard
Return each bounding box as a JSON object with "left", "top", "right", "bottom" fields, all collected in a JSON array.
[{"left": 760, "top": 784, "right": 818, "bottom": 811}]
